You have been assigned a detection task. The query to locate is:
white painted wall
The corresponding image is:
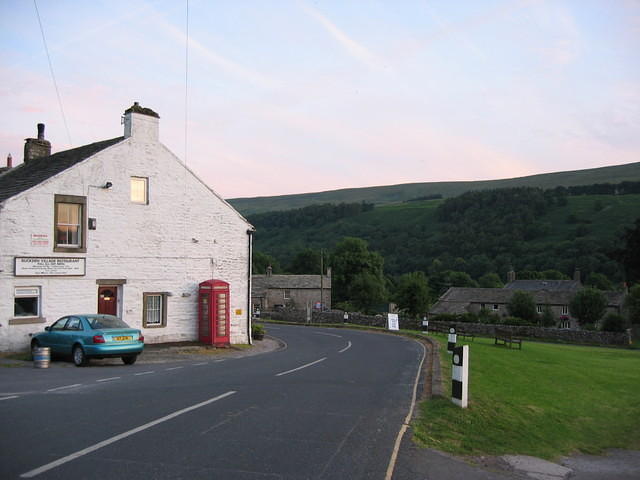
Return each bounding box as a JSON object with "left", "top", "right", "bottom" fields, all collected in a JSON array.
[{"left": 0, "top": 111, "right": 252, "bottom": 351}]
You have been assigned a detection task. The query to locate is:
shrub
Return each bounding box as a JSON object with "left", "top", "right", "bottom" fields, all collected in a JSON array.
[{"left": 600, "top": 313, "right": 628, "bottom": 333}]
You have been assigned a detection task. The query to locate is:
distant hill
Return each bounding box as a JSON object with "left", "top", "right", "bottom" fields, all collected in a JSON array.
[
  {"left": 248, "top": 190, "right": 640, "bottom": 281},
  {"left": 228, "top": 162, "right": 640, "bottom": 215}
]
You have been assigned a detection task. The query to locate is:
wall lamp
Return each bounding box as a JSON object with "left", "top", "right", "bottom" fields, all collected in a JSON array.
[{"left": 103, "top": 182, "right": 113, "bottom": 189}]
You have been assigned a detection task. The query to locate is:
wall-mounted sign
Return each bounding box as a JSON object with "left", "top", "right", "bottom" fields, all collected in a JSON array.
[
  {"left": 30, "top": 234, "right": 49, "bottom": 247},
  {"left": 15, "top": 257, "right": 86, "bottom": 277}
]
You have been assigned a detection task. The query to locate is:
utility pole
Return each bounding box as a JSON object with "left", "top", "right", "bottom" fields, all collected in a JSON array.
[{"left": 320, "top": 249, "right": 324, "bottom": 311}]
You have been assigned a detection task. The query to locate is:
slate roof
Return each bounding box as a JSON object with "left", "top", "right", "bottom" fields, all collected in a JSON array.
[
  {"left": 504, "top": 280, "right": 581, "bottom": 292},
  {"left": 429, "top": 286, "right": 625, "bottom": 315},
  {"left": 252, "top": 274, "right": 331, "bottom": 297},
  {"left": 0, "top": 137, "right": 124, "bottom": 203}
]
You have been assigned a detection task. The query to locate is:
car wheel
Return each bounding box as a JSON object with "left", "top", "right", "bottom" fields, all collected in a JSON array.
[
  {"left": 72, "top": 345, "right": 88, "bottom": 367},
  {"left": 30, "top": 340, "right": 40, "bottom": 361},
  {"left": 122, "top": 355, "right": 138, "bottom": 365}
]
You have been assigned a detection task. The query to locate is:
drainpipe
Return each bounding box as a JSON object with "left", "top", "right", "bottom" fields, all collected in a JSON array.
[{"left": 247, "top": 228, "right": 255, "bottom": 345}]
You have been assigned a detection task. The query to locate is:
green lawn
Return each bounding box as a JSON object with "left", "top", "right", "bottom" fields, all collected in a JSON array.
[{"left": 413, "top": 336, "right": 640, "bottom": 460}]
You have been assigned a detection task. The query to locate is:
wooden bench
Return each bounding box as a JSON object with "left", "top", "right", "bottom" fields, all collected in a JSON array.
[{"left": 494, "top": 329, "right": 522, "bottom": 349}]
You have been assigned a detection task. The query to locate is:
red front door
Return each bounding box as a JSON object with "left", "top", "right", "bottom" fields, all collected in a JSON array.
[{"left": 98, "top": 286, "right": 118, "bottom": 315}]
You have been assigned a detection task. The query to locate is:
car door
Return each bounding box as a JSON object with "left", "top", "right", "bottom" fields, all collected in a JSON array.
[
  {"left": 60, "top": 316, "right": 84, "bottom": 354},
  {"left": 45, "top": 317, "right": 69, "bottom": 354}
]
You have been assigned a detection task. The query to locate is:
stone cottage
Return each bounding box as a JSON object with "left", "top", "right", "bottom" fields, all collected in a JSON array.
[
  {"left": 0, "top": 103, "right": 254, "bottom": 351},
  {"left": 252, "top": 266, "right": 331, "bottom": 312},
  {"left": 429, "top": 270, "right": 624, "bottom": 329}
]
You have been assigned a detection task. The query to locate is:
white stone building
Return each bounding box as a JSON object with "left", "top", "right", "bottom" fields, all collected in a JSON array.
[{"left": 0, "top": 103, "right": 254, "bottom": 351}]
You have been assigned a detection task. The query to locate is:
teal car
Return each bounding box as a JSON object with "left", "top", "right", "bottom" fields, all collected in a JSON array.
[{"left": 31, "top": 314, "right": 144, "bottom": 367}]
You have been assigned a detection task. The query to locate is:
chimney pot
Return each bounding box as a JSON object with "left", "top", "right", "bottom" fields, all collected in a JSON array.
[
  {"left": 37, "top": 123, "right": 45, "bottom": 140},
  {"left": 7, "top": 153, "right": 12, "bottom": 168}
]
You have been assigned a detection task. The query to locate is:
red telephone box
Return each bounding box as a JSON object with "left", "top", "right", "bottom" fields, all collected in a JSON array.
[{"left": 198, "top": 279, "right": 230, "bottom": 346}]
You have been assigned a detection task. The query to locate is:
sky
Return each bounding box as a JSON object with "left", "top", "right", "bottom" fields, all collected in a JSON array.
[{"left": 1, "top": 0, "right": 639, "bottom": 199}]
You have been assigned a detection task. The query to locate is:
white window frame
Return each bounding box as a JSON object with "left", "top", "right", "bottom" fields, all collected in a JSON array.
[
  {"left": 143, "top": 292, "right": 167, "bottom": 328},
  {"left": 131, "top": 177, "right": 149, "bottom": 204},
  {"left": 537, "top": 305, "right": 543, "bottom": 314},
  {"left": 492, "top": 304, "right": 499, "bottom": 311},
  {"left": 14, "top": 287, "right": 41, "bottom": 318},
  {"left": 562, "top": 305, "right": 568, "bottom": 315},
  {"left": 283, "top": 289, "right": 291, "bottom": 300},
  {"left": 54, "top": 194, "right": 86, "bottom": 253}
]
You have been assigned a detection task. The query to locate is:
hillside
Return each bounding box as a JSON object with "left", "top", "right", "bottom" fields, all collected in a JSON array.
[
  {"left": 229, "top": 161, "right": 640, "bottom": 215},
  {"left": 249, "top": 190, "right": 640, "bottom": 282}
]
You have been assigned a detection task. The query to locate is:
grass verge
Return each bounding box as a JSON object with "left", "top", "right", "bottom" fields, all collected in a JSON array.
[{"left": 413, "top": 335, "right": 640, "bottom": 460}]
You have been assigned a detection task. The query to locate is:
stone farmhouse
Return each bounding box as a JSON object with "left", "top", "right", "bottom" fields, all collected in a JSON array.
[
  {"left": 0, "top": 103, "right": 253, "bottom": 351},
  {"left": 429, "top": 271, "right": 624, "bottom": 329},
  {"left": 252, "top": 266, "right": 331, "bottom": 312}
]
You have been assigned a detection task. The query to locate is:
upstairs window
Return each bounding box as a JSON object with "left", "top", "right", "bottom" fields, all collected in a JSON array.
[
  {"left": 54, "top": 195, "right": 86, "bottom": 252},
  {"left": 131, "top": 177, "right": 148, "bottom": 204},
  {"left": 284, "top": 289, "right": 291, "bottom": 300}
]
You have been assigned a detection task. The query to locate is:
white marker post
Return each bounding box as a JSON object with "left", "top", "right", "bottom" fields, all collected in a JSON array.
[
  {"left": 422, "top": 316, "right": 428, "bottom": 333},
  {"left": 452, "top": 345, "right": 469, "bottom": 408},
  {"left": 387, "top": 313, "right": 399, "bottom": 331},
  {"left": 447, "top": 326, "right": 457, "bottom": 353}
]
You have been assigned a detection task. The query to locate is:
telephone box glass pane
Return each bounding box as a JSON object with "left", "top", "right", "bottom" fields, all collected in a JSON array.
[
  {"left": 200, "top": 294, "right": 210, "bottom": 336},
  {"left": 217, "top": 293, "right": 227, "bottom": 336}
]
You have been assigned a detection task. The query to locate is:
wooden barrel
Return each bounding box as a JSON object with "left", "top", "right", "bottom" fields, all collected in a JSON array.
[{"left": 33, "top": 347, "right": 50, "bottom": 368}]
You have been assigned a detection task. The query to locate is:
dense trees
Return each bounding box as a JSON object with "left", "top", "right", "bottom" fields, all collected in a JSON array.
[
  {"left": 507, "top": 291, "right": 537, "bottom": 323},
  {"left": 330, "top": 237, "right": 386, "bottom": 312},
  {"left": 612, "top": 218, "right": 640, "bottom": 284},
  {"left": 569, "top": 288, "right": 608, "bottom": 327},
  {"left": 393, "top": 272, "right": 431, "bottom": 318}
]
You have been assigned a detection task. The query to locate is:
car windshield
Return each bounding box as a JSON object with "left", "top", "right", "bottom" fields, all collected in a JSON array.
[{"left": 88, "top": 316, "right": 130, "bottom": 329}]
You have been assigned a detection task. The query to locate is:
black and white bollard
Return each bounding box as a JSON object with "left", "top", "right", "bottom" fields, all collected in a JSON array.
[
  {"left": 343, "top": 312, "right": 348, "bottom": 323},
  {"left": 451, "top": 345, "right": 469, "bottom": 408},
  {"left": 447, "top": 326, "right": 457, "bottom": 353},
  {"left": 422, "top": 316, "right": 428, "bottom": 333}
]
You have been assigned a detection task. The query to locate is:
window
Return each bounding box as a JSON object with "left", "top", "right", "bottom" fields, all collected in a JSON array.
[
  {"left": 65, "top": 317, "right": 83, "bottom": 331},
  {"left": 284, "top": 289, "right": 291, "bottom": 300},
  {"left": 143, "top": 293, "right": 167, "bottom": 327},
  {"left": 131, "top": 177, "right": 148, "bottom": 204},
  {"left": 492, "top": 304, "right": 499, "bottom": 311},
  {"left": 54, "top": 195, "right": 86, "bottom": 252},
  {"left": 537, "top": 305, "right": 543, "bottom": 314},
  {"left": 562, "top": 305, "right": 568, "bottom": 315},
  {"left": 14, "top": 287, "right": 41, "bottom": 317}
]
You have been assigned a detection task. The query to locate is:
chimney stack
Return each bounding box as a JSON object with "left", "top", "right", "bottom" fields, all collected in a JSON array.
[
  {"left": 573, "top": 268, "right": 581, "bottom": 283},
  {"left": 507, "top": 269, "right": 516, "bottom": 283},
  {"left": 266, "top": 265, "right": 273, "bottom": 276},
  {"left": 0, "top": 153, "right": 12, "bottom": 174},
  {"left": 24, "top": 123, "right": 51, "bottom": 162}
]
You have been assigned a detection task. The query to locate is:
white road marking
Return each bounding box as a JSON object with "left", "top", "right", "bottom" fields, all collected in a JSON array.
[
  {"left": 338, "top": 341, "right": 352, "bottom": 353},
  {"left": 20, "top": 390, "right": 237, "bottom": 478},
  {"left": 0, "top": 395, "right": 19, "bottom": 401},
  {"left": 384, "top": 340, "right": 426, "bottom": 480},
  {"left": 275, "top": 357, "right": 327, "bottom": 377},
  {"left": 96, "top": 377, "right": 120, "bottom": 383},
  {"left": 192, "top": 362, "right": 207, "bottom": 366},
  {"left": 46, "top": 384, "right": 82, "bottom": 392},
  {"left": 134, "top": 371, "right": 154, "bottom": 376},
  {"left": 313, "top": 332, "right": 343, "bottom": 338},
  {"left": 213, "top": 360, "right": 225, "bottom": 363},
  {"left": 165, "top": 366, "right": 184, "bottom": 371}
]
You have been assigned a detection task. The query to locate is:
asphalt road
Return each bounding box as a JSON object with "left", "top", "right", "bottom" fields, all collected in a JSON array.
[{"left": 0, "top": 324, "right": 425, "bottom": 480}]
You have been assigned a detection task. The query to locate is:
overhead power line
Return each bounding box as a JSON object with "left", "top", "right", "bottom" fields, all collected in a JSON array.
[{"left": 33, "top": 0, "right": 72, "bottom": 147}]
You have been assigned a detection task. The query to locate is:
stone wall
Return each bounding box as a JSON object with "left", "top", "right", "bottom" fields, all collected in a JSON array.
[
  {"left": 427, "top": 321, "right": 631, "bottom": 346},
  {"left": 261, "top": 310, "right": 631, "bottom": 346},
  {"left": 262, "top": 309, "right": 421, "bottom": 330}
]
